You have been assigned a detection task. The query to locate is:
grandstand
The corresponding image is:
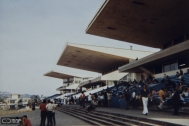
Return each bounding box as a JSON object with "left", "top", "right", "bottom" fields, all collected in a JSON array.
[
  {"left": 43, "top": 0, "right": 189, "bottom": 110},
  {"left": 72, "top": 70, "right": 127, "bottom": 99},
  {"left": 85, "top": 0, "right": 189, "bottom": 108},
  {"left": 44, "top": 71, "right": 93, "bottom": 99},
  {"left": 55, "top": 43, "right": 154, "bottom": 97}
]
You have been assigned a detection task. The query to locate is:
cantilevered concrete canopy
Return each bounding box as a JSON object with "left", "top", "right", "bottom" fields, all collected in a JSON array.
[
  {"left": 57, "top": 43, "right": 153, "bottom": 73},
  {"left": 56, "top": 84, "right": 79, "bottom": 91},
  {"left": 56, "top": 86, "right": 64, "bottom": 91},
  {"left": 79, "top": 70, "right": 127, "bottom": 88},
  {"left": 118, "top": 41, "right": 189, "bottom": 73},
  {"left": 44, "top": 71, "right": 91, "bottom": 79},
  {"left": 86, "top": 0, "right": 189, "bottom": 48}
]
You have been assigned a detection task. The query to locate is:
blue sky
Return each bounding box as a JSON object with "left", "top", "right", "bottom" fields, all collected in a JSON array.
[{"left": 0, "top": 0, "right": 159, "bottom": 96}]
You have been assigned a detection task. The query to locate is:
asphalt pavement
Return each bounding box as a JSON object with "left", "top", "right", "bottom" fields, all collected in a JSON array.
[{"left": 0, "top": 108, "right": 90, "bottom": 126}]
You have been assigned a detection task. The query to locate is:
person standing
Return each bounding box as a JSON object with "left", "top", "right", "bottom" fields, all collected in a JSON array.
[
  {"left": 88, "top": 93, "right": 92, "bottom": 104},
  {"left": 39, "top": 100, "right": 47, "bottom": 126},
  {"left": 32, "top": 102, "right": 35, "bottom": 111},
  {"left": 180, "top": 69, "right": 183, "bottom": 76},
  {"left": 99, "top": 93, "right": 104, "bottom": 107},
  {"left": 107, "top": 91, "right": 112, "bottom": 107},
  {"left": 46, "top": 100, "right": 54, "bottom": 126},
  {"left": 71, "top": 96, "right": 74, "bottom": 104},
  {"left": 81, "top": 92, "right": 86, "bottom": 108},
  {"left": 52, "top": 102, "right": 57, "bottom": 126},
  {"left": 131, "top": 89, "right": 136, "bottom": 108},
  {"left": 74, "top": 96, "right": 77, "bottom": 105},
  {"left": 103, "top": 90, "right": 108, "bottom": 107},
  {"left": 157, "top": 88, "right": 165, "bottom": 109},
  {"left": 79, "top": 95, "right": 82, "bottom": 106},
  {"left": 98, "top": 93, "right": 101, "bottom": 107},
  {"left": 124, "top": 87, "right": 131, "bottom": 110},
  {"left": 172, "top": 86, "right": 181, "bottom": 115},
  {"left": 141, "top": 84, "right": 149, "bottom": 115}
]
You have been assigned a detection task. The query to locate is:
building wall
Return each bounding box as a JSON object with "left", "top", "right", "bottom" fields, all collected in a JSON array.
[
  {"left": 12, "top": 94, "right": 20, "bottom": 99},
  {"left": 154, "top": 67, "right": 189, "bottom": 78},
  {"left": 131, "top": 67, "right": 188, "bottom": 81}
]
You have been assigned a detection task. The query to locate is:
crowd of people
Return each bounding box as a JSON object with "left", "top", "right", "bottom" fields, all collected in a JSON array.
[
  {"left": 139, "top": 84, "right": 188, "bottom": 115},
  {"left": 125, "top": 69, "right": 189, "bottom": 115},
  {"left": 17, "top": 70, "right": 188, "bottom": 126},
  {"left": 65, "top": 69, "right": 189, "bottom": 116},
  {"left": 17, "top": 99, "right": 57, "bottom": 126}
]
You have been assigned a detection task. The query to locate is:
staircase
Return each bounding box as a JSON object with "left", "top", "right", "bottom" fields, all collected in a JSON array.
[{"left": 57, "top": 105, "right": 182, "bottom": 126}]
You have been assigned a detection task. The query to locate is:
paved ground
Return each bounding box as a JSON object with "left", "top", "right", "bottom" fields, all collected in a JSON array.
[
  {"left": 95, "top": 107, "right": 189, "bottom": 126},
  {"left": 1, "top": 106, "right": 188, "bottom": 126},
  {"left": 0, "top": 108, "right": 90, "bottom": 126}
]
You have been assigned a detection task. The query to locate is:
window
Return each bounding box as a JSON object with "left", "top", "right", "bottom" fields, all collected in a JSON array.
[
  {"left": 163, "top": 61, "right": 178, "bottom": 72},
  {"left": 171, "top": 63, "right": 177, "bottom": 70},
  {"left": 10, "top": 100, "right": 15, "bottom": 103}
]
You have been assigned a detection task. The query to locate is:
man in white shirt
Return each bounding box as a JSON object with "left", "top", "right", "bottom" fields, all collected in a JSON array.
[
  {"left": 100, "top": 93, "right": 104, "bottom": 107},
  {"left": 107, "top": 92, "right": 112, "bottom": 107},
  {"left": 52, "top": 102, "right": 57, "bottom": 126},
  {"left": 46, "top": 100, "right": 54, "bottom": 126},
  {"left": 182, "top": 88, "right": 189, "bottom": 97},
  {"left": 88, "top": 93, "right": 92, "bottom": 104}
]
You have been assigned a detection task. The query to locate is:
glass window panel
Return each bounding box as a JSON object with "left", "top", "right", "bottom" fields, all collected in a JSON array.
[
  {"left": 164, "top": 65, "right": 170, "bottom": 72},
  {"left": 171, "top": 63, "right": 176, "bottom": 71}
]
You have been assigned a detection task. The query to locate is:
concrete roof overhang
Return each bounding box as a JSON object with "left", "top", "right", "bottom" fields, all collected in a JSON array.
[
  {"left": 65, "top": 84, "right": 79, "bottom": 90},
  {"left": 79, "top": 70, "right": 127, "bottom": 87},
  {"left": 44, "top": 71, "right": 89, "bottom": 79},
  {"left": 57, "top": 88, "right": 73, "bottom": 91},
  {"left": 86, "top": 0, "right": 189, "bottom": 48},
  {"left": 79, "top": 77, "right": 105, "bottom": 88},
  {"left": 56, "top": 86, "right": 64, "bottom": 91},
  {"left": 118, "top": 41, "right": 189, "bottom": 73},
  {"left": 56, "top": 84, "right": 79, "bottom": 91},
  {"left": 57, "top": 43, "right": 139, "bottom": 73},
  {"left": 62, "top": 93, "right": 73, "bottom": 97}
]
